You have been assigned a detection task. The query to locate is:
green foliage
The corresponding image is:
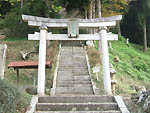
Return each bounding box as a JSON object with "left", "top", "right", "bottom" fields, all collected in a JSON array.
[
  {"left": 2, "top": 36, "right": 27, "bottom": 41},
  {"left": 0, "top": 10, "right": 29, "bottom": 37},
  {"left": 102, "top": 0, "right": 128, "bottom": 17},
  {"left": 0, "top": 79, "right": 31, "bottom": 113}
]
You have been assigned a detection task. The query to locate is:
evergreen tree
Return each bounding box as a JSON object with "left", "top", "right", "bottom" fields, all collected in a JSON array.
[
  {"left": 121, "top": 0, "right": 150, "bottom": 52},
  {"left": 137, "top": 0, "right": 150, "bottom": 52}
]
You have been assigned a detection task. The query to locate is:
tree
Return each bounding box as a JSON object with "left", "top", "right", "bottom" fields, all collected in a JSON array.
[
  {"left": 96, "top": 0, "right": 101, "bottom": 18},
  {"left": 137, "top": 0, "right": 150, "bottom": 52}
]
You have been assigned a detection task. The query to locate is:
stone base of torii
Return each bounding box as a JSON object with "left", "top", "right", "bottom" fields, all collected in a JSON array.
[{"left": 22, "top": 14, "right": 122, "bottom": 95}]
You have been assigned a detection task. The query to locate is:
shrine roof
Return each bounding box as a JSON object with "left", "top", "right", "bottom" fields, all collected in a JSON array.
[{"left": 8, "top": 61, "right": 52, "bottom": 69}]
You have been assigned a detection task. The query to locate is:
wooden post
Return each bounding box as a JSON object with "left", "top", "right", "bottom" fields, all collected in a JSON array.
[
  {"left": 98, "top": 40, "right": 102, "bottom": 55},
  {"left": 37, "top": 25, "right": 47, "bottom": 95},
  {"left": 16, "top": 68, "right": 19, "bottom": 85},
  {"left": 0, "top": 44, "right": 7, "bottom": 80},
  {"left": 110, "top": 68, "right": 116, "bottom": 95},
  {"left": 99, "top": 27, "right": 112, "bottom": 95}
]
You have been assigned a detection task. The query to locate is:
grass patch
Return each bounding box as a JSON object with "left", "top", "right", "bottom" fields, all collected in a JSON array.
[{"left": 3, "top": 37, "right": 27, "bottom": 41}]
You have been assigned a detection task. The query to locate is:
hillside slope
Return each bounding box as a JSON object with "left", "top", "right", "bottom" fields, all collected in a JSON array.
[
  {"left": 109, "top": 36, "right": 150, "bottom": 94},
  {"left": 88, "top": 36, "right": 150, "bottom": 95}
]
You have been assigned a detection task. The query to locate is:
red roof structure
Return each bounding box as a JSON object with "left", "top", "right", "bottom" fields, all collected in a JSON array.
[{"left": 8, "top": 61, "right": 52, "bottom": 69}]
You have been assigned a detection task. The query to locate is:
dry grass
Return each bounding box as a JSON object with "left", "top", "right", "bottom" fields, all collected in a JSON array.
[{"left": 0, "top": 40, "right": 59, "bottom": 92}]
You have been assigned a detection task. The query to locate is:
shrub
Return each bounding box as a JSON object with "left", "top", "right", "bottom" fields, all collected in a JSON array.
[
  {"left": 87, "top": 47, "right": 101, "bottom": 67},
  {"left": 0, "top": 79, "right": 30, "bottom": 113}
]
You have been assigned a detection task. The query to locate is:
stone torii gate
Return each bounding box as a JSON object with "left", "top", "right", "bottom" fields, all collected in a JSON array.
[{"left": 22, "top": 15, "right": 122, "bottom": 95}]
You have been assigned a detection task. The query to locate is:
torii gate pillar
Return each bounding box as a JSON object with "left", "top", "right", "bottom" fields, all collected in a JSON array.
[
  {"left": 37, "top": 25, "right": 47, "bottom": 95},
  {"left": 99, "top": 27, "right": 112, "bottom": 95}
]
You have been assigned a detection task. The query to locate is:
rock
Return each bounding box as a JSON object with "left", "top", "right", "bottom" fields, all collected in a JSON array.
[
  {"left": 108, "top": 42, "right": 113, "bottom": 50},
  {"left": 130, "top": 85, "right": 146, "bottom": 92},
  {"left": 25, "top": 86, "right": 37, "bottom": 95},
  {"left": 114, "top": 56, "right": 119, "bottom": 62},
  {"left": 0, "top": 35, "right": 6, "bottom": 40},
  {"left": 86, "top": 41, "right": 94, "bottom": 47},
  {"left": 143, "top": 96, "right": 150, "bottom": 113},
  {"left": 110, "top": 68, "right": 116, "bottom": 74},
  {"left": 109, "top": 63, "right": 113, "bottom": 68},
  {"left": 120, "top": 77, "right": 124, "bottom": 82}
]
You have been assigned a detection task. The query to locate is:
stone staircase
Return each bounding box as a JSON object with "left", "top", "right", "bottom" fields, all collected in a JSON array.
[
  {"left": 34, "top": 41, "right": 129, "bottom": 113},
  {"left": 55, "top": 42, "right": 93, "bottom": 95}
]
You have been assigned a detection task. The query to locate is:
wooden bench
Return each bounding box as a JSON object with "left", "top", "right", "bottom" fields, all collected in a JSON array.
[{"left": 8, "top": 61, "right": 52, "bottom": 85}]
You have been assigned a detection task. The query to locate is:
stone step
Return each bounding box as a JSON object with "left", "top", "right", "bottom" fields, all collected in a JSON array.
[
  {"left": 73, "top": 62, "right": 87, "bottom": 65},
  {"left": 73, "top": 74, "right": 90, "bottom": 77},
  {"left": 73, "top": 69, "right": 88, "bottom": 73},
  {"left": 59, "top": 64, "right": 73, "bottom": 67},
  {"left": 57, "top": 76, "right": 73, "bottom": 81},
  {"left": 73, "top": 64, "right": 87, "bottom": 67},
  {"left": 73, "top": 71, "right": 89, "bottom": 75},
  {"left": 35, "top": 111, "right": 121, "bottom": 113},
  {"left": 38, "top": 96, "right": 115, "bottom": 103},
  {"left": 56, "top": 83, "right": 92, "bottom": 87},
  {"left": 58, "top": 68, "right": 72, "bottom": 71},
  {"left": 59, "top": 64, "right": 87, "bottom": 67},
  {"left": 60, "top": 53, "right": 73, "bottom": 56},
  {"left": 61, "top": 41, "right": 81, "bottom": 47},
  {"left": 57, "top": 75, "right": 90, "bottom": 83},
  {"left": 74, "top": 76, "right": 90, "bottom": 81},
  {"left": 57, "top": 76, "right": 90, "bottom": 80},
  {"left": 58, "top": 66, "right": 72, "bottom": 70},
  {"left": 60, "top": 55, "right": 73, "bottom": 57},
  {"left": 73, "top": 57, "right": 86, "bottom": 60},
  {"left": 55, "top": 87, "right": 93, "bottom": 95},
  {"left": 73, "top": 51, "right": 85, "bottom": 53},
  {"left": 59, "top": 61, "right": 73, "bottom": 64},
  {"left": 73, "top": 53, "right": 85, "bottom": 55},
  {"left": 56, "top": 80, "right": 91, "bottom": 84},
  {"left": 73, "top": 67, "right": 88, "bottom": 70},
  {"left": 73, "top": 47, "right": 84, "bottom": 50},
  {"left": 58, "top": 67, "right": 88, "bottom": 71},
  {"left": 57, "top": 71, "right": 73, "bottom": 76},
  {"left": 59, "top": 57, "right": 73, "bottom": 60},
  {"left": 36, "top": 103, "right": 118, "bottom": 111}
]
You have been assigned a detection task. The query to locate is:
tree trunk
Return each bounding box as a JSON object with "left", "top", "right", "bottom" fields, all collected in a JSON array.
[
  {"left": 97, "top": 0, "right": 101, "bottom": 18},
  {"left": 21, "top": 0, "right": 24, "bottom": 8},
  {"left": 144, "top": 18, "right": 147, "bottom": 52},
  {"left": 117, "top": 21, "right": 121, "bottom": 36},
  {"left": 44, "top": 0, "right": 51, "bottom": 17},
  {"left": 85, "top": 9, "right": 88, "bottom": 19},
  {"left": 93, "top": 0, "right": 95, "bottom": 33},
  {"left": 97, "top": 0, "right": 102, "bottom": 53},
  {"left": 89, "top": 0, "right": 93, "bottom": 34},
  {"left": 93, "top": 0, "right": 95, "bottom": 18},
  {"left": 89, "top": 0, "right": 93, "bottom": 19}
]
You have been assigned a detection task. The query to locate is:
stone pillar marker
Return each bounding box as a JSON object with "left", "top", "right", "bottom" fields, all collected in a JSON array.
[
  {"left": 0, "top": 44, "right": 7, "bottom": 80},
  {"left": 99, "top": 27, "right": 112, "bottom": 95},
  {"left": 37, "top": 25, "right": 47, "bottom": 95}
]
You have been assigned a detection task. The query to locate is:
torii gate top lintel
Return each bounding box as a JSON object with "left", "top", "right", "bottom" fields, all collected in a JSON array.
[{"left": 22, "top": 14, "right": 122, "bottom": 28}]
